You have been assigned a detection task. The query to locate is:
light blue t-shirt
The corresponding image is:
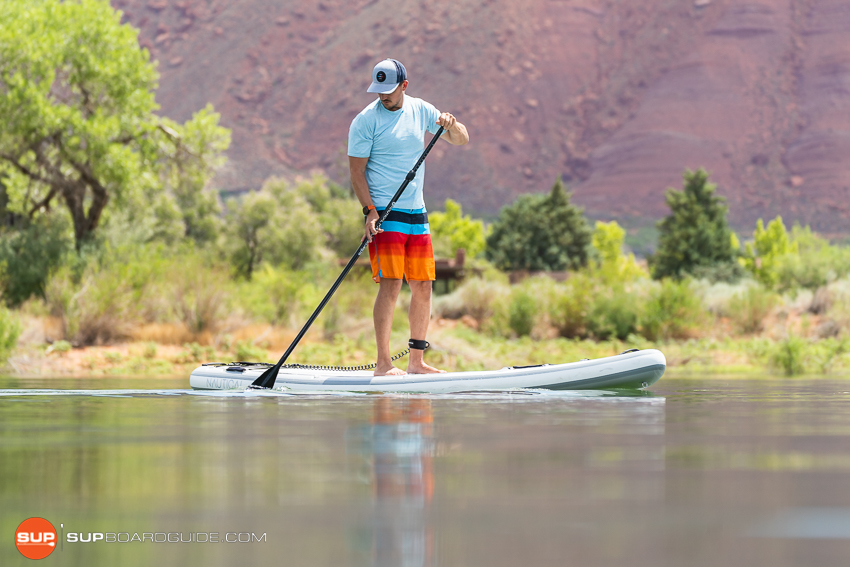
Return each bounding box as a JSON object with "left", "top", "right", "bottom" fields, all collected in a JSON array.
[{"left": 348, "top": 95, "right": 442, "bottom": 210}]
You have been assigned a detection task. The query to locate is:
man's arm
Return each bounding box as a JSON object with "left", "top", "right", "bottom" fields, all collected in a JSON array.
[
  {"left": 437, "top": 112, "right": 469, "bottom": 146},
  {"left": 349, "top": 156, "right": 381, "bottom": 243}
]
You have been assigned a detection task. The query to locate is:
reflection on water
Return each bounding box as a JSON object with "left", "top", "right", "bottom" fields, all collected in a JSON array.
[
  {"left": 347, "top": 399, "right": 435, "bottom": 567},
  {"left": 2, "top": 377, "right": 850, "bottom": 566}
]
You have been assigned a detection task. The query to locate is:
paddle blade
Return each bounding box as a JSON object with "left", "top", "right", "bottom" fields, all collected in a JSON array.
[{"left": 250, "top": 365, "right": 278, "bottom": 389}]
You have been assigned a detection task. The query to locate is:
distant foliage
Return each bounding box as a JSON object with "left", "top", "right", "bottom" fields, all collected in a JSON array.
[
  {"left": 651, "top": 169, "right": 738, "bottom": 280},
  {"left": 486, "top": 177, "right": 591, "bottom": 271},
  {"left": 587, "top": 290, "right": 641, "bottom": 341},
  {"left": 154, "top": 106, "right": 231, "bottom": 246},
  {"left": 726, "top": 285, "right": 779, "bottom": 335},
  {"left": 769, "top": 335, "right": 808, "bottom": 376},
  {"left": 641, "top": 279, "right": 705, "bottom": 341},
  {"left": 548, "top": 273, "right": 594, "bottom": 339},
  {"left": 429, "top": 199, "right": 487, "bottom": 259},
  {"left": 43, "top": 245, "right": 234, "bottom": 345},
  {"left": 0, "top": 214, "right": 72, "bottom": 306},
  {"left": 772, "top": 225, "right": 850, "bottom": 291},
  {"left": 590, "top": 220, "right": 646, "bottom": 283},
  {"left": 741, "top": 216, "right": 797, "bottom": 288},
  {"left": 295, "top": 175, "right": 363, "bottom": 258},
  {"left": 507, "top": 287, "right": 537, "bottom": 337},
  {"left": 225, "top": 177, "right": 324, "bottom": 279},
  {"left": 238, "top": 264, "right": 316, "bottom": 327},
  {"left": 0, "top": 304, "right": 21, "bottom": 364}
]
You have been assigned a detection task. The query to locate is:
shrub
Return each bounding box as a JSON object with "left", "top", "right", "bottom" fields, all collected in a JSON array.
[
  {"left": 810, "top": 337, "right": 850, "bottom": 374},
  {"left": 430, "top": 199, "right": 487, "bottom": 259},
  {"left": 45, "top": 262, "right": 143, "bottom": 345},
  {"left": 587, "top": 290, "right": 641, "bottom": 341},
  {"left": 591, "top": 220, "right": 646, "bottom": 283},
  {"left": 740, "top": 216, "right": 797, "bottom": 288},
  {"left": 237, "top": 264, "right": 313, "bottom": 326},
  {"left": 508, "top": 288, "right": 537, "bottom": 337},
  {"left": 726, "top": 285, "right": 779, "bottom": 334},
  {"left": 486, "top": 177, "right": 591, "bottom": 271},
  {"left": 42, "top": 244, "right": 230, "bottom": 345},
  {"left": 641, "top": 279, "right": 704, "bottom": 340},
  {"left": 690, "top": 261, "right": 745, "bottom": 283},
  {"left": 548, "top": 273, "right": 594, "bottom": 339},
  {"left": 820, "top": 279, "right": 850, "bottom": 335},
  {"left": 168, "top": 256, "right": 232, "bottom": 334},
  {"left": 773, "top": 226, "right": 850, "bottom": 291},
  {"left": 142, "top": 342, "right": 158, "bottom": 359},
  {"left": 234, "top": 340, "right": 268, "bottom": 362},
  {"left": 0, "top": 215, "right": 72, "bottom": 306},
  {"left": 769, "top": 335, "right": 808, "bottom": 376},
  {"left": 46, "top": 340, "right": 72, "bottom": 355},
  {"left": 183, "top": 342, "right": 214, "bottom": 363},
  {"left": 457, "top": 277, "right": 511, "bottom": 326},
  {"left": 0, "top": 304, "right": 21, "bottom": 364}
]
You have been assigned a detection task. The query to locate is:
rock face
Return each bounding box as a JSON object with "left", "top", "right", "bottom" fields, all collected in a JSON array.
[{"left": 113, "top": 0, "right": 850, "bottom": 234}]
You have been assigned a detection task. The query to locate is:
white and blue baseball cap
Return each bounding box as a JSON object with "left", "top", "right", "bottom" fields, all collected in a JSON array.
[{"left": 367, "top": 59, "right": 408, "bottom": 94}]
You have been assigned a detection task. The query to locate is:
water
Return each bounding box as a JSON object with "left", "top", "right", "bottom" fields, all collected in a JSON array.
[{"left": 2, "top": 376, "right": 850, "bottom": 566}]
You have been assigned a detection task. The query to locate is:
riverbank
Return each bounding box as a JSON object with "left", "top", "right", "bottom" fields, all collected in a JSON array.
[{"left": 7, "top": 317, "right": 849, "bottom": 378}]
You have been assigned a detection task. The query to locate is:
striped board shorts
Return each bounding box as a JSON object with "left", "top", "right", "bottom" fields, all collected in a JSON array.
[{"left": 368, "top": 207, "right": 436, "bottom": 283}]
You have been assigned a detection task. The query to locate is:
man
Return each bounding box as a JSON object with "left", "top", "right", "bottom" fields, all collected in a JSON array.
[{"left": 348, "top": 59, "right": 469, "bottom": 376}]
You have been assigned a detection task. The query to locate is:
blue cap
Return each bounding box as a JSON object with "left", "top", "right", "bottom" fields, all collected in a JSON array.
[{"left": 367, "top": 59, "right": 407, "bottom": 94}]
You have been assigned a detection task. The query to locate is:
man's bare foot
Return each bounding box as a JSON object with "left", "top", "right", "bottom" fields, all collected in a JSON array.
[
  {"left": 374, "top": 364, "right": 407, "bottom": 376},
  {"left": 406, "top": 362, "right": 447, "bottom": 374}
]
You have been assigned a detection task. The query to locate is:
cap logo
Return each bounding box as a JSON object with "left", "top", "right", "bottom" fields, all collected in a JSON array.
[{"left": 376, "top": 71, "right": 386, "bottom": 83}]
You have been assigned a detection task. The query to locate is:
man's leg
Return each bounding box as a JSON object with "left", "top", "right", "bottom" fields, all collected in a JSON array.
[
  {"left": 374, "top": 278, "right": 405, "bottom": 376},
  {"left": 407, "top": 280, "right": 445, "bottom": 374}
]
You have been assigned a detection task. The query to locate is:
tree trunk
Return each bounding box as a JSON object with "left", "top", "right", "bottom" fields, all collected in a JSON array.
[{"left": 62, "top": 181, "right": 109, "bottom": 250}]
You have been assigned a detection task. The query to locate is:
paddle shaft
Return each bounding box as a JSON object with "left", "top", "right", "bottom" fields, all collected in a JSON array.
[{"left": 251, "top": 125, "right": 445, "bottom": 389}]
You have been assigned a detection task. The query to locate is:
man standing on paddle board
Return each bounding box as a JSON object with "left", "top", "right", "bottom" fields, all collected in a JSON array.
[{"left": 349, "top": 59, "right": 469, "bottom": 376}]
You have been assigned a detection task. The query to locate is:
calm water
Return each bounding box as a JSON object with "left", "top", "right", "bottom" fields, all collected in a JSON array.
[{"left": 2, "top": 376, "right": 850, "bottom": 566}]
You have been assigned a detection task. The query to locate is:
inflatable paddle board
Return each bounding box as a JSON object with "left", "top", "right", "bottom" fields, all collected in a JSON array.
[{"left": 190, "top": 348, "right": 665, "bottom": 393}]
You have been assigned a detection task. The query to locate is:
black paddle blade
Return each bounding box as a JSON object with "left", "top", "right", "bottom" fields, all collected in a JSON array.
[{"left": 249, "top": 365, "right": 278, "bottom": 389}]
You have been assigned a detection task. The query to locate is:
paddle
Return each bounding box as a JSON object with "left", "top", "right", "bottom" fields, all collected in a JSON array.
[{"left": 250, "top": 125, "right": 445, "bottom": 390}]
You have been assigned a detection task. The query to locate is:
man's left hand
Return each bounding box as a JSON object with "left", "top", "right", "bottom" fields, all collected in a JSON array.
[{"left": 437, "top": 112, "right": 457, "bottom": 131}]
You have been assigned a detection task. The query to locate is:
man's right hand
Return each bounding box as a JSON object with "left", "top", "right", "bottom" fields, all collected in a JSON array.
[{"left": 364, "top": 209, "right": 382, "bottom": 243}]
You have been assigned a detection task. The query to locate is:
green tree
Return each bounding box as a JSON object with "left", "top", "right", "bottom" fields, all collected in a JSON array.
[
  {"left": 651, "top": 168, "right": 737, "bottom": 280},
  {"left": 591, "top": 220, "right": 646, "bottom": 283},
  {"left": 429, "top": 199, "right": 487, "bottom": 259},
  {"left": 226, "top": 178, "right": 323, "bottom": 279},
  {"left": 0, "top": 0, "right": 229, "bottom": 250},
  {"left": 154, "top": 106, "right": 230, "bottom": 246},
  {"left": 290, "top": 174, "right": 362, "bottom": 258},
  {"left": 485, "top": 177, "right": 591, "bottom": 271},
  {"left": 741, "top": 216, "right": 797, "bottom": 288},
  {"left": 0, "top": 215, "right": 72, "bottom": 306}
]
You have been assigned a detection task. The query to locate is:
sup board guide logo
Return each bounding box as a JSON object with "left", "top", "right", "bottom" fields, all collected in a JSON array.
[
  {"left": 63, "top": 530, "right": 267, "bottom": 544},
  {"left": 15, "top": 517, "right": 57, "bottom": 560}
]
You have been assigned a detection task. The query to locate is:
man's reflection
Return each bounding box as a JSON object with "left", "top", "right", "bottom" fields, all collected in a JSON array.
[{"left": 347, "top": 397, "right": 435, "bottom": 567}]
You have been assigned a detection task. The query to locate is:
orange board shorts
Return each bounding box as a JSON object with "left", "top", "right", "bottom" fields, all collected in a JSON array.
[{"left": 367, "top": 208, "right": 436, "bottom": 283}]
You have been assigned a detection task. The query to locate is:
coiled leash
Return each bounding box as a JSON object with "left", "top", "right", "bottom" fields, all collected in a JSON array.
[{"left": 209, "top": 339, "right": 430, "bottom": 373}]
